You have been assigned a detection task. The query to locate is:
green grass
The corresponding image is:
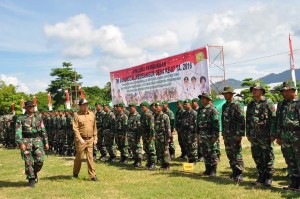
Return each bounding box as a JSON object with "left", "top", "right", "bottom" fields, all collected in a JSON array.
[{"left": 0, "top": 136, "right": 299, "bottom": 199}]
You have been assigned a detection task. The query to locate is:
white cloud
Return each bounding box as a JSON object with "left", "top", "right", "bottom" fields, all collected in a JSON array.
[
  {"left": 140, "top": 30, "right": 179, "bottom": 51},
  {"left": 0, "top": 74, "right": 30, "bottom": 93},
  {"left": 44, "top": 14, "right": 142, "bottom": 58}
]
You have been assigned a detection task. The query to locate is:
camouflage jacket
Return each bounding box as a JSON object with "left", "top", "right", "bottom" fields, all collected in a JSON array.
[
  {"left": 115, "top": 112, "right": 128, "bottom": 135},
  {"left": 175, "top": 108, "right": 185, "bottom": 132},
  {"left": 140, "top": 109, "right": 155, "bottom": 137},
  {"left": 128, "top": 111, "right": 141, "bottom": 132},
  {"left": 15, "top": 113, "right": 48, "bottom": 145},
  {"left": 277, "top": 98, "right": 300, "bottom": 137},
  {"left": 163, "top": 108, "right": 175, "bottom": 132},
  {"left": 95, "top": 110, "right": 105, "bottom": 130},
  {"left": 102, "top": 110, "right": 116, "bottom": 132},
  {"left": 66, "top": 115, "right": 73, "bottom": 131},
  {"left": 57, "top": 116, "right": 66, "bottom": 131},
  {"left": 221, "top": 99, "right": 245, "bottom": 137},
  {"left": 246, "top": 97, "right": 276, "bottom": 137},
  {"left": 196, "top": 104, "right": 220, "bottom": 139},
  {"left": 182, "top": 108, "right": 197, "bottom": 134},
  {"left": 154, "top": 112, "right": 171, "bottom": 138}
]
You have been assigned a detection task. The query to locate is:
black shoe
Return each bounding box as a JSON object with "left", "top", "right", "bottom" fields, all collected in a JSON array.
[
  {"left": 120, "top": 157, "right": 129, "bottom": 164},
  {"left": 134, "top": 161, "right": 142, "bottom": 168},
  {"left": 98, "top": 156, "right": 107, "bottom": 162},
  {"left": 91, "top": 176, "right": 98, "bottom": 181},
  {"left": 28, "top": 179, "right": 35, "bottom": 188},
  {"left": 34, "top": 171, "right": 38, "bottom": 183},
  {"left": 198, "top": 157, "right": 204, "bottom": 162},
  {"left": 235, "top": 174, "right": 243, "bottom": 182},
  {"left": 73, "top": 174, "right": 79, "bottom": 178},
  {"left": 178, "top": 154, "right": 186, "bottom": 159},
  {"left": 107, "top": 157, "right": 117, "bottom": 162},
  {"left": 209, "top": 166, "right": 217, "bottom": 177},
  {"left": 201, "top": 165, "right": 211, "bottom": 176},
  {"left": 160, "top": 164, "right": 170, "bottom": 170},
  {"left": 148, "top": 163, "right": 156, "bottom": 170},
  {"left": 254, "top": 173, "right": 265, "bottom": 185}
]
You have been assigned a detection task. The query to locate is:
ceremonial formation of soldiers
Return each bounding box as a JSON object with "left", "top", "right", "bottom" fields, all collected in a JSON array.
[{"left": 3, "top": 80, "right": 300, "bottom": 190}]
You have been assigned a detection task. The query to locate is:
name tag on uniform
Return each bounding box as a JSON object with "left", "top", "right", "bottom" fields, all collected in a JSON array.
[{"left": 183, "top": 163, "right": 194, "bottom": 171}]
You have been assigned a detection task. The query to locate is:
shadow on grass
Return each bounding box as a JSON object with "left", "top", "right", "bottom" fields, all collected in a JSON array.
[
  {"left": 41, "top": 175, "right": 73, "bottom": 181},
  {"left": 0, "top": 181, "right": 28, "bottom": 188}
]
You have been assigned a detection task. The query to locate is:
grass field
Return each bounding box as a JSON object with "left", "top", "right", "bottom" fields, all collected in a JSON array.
[{"left": 0, "top": 136, "right": 299, "bottom": 199}]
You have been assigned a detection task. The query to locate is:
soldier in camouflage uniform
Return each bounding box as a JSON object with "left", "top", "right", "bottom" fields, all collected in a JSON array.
[
  {"left": 246, "top": 83, "right": 276, "bottom": 186},
  {"left": 57, "top": 110, "right": 67, "bottom": 155},
  {"left": 182, "top": 99, "right": 198, "bottom": 163},
  {"left": 65, "top": 110, "right": 75, "bottom": 156},
  {"left": 47, "top": 111, "right": 54, "bottom": 152},
  {"left": 121, "top": 103, "right": 132, "bottom": 158},
  {"left": 15, "top": 101, "right": 49, "bottom": 188},
  {"left": 154, "top": 102, "right": 172, "bottom": 170},
  {"left": 103, "top": 103, "right": 117, "bottom": 162},
  {"left": 162, "top": 101, "right": 176, "bottom": 159},
  {"left": 276, "top": 81, "right": 300, "bottom": 190},
  {"left": 175, "top": 100, "right": 186, "bottom": 159},
  {"left": 221, "top": 86, "right": 245, "bottom": 181},
  {"left": 115, "top": 103, "right": 129, "bottom": 163},
  {"left": 95, "top": 102, "right": 107, "bottom": 161},
  {"left": 192, "top": 98, "right": 204, "bottom": 162},
  {"left": 140, "top": 101, "right": 157, "bottom": 169},
  {"left": 127, "top": 103, "right": 142, "bottom": 167},
  {"left": 197, "top": 93, "right": 220, "bottom": 177}
]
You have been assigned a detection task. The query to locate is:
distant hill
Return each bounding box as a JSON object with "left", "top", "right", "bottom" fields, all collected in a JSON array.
[
  {"left": 257, "top": 68, "right": 300, "bottom": 84},
  {"left": 211, "top": 78, "right": 242, "bottom": 91}
]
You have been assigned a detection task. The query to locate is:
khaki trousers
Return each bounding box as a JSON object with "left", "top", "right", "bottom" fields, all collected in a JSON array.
[{"left": 73, "top": 138, "right": 96, "bottom": 178}]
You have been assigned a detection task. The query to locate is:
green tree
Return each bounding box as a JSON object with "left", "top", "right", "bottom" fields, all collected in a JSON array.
[{"left": 47, "top": 62, "right": 82, "bottom": 109}]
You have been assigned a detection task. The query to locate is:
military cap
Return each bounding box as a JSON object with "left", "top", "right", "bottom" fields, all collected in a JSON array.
[
  {"left": 250, "top": 82, "right": 266, "bottom": 94},
  {"left": 177, "top": 100, "right": 184, "bottom": 104},
  {"left": 102, "top": 102, "right": 110, "bottom": 106},
  {"left": 79, "top": 98, "right": 89, "bottom": 105},
  {"left": 183, "top": 99, "right": 192, "bottom": 104},
  {"left": 128, "top": 102, "right": 137, "bottom": 107},
  {"left": 221, "top": 86, "right": 236, "bottom": 94},
  {"left": 162, "top": 100, "right": 168, "bottom": 105},
  {"left": 192, "top": 98, "right": 199, "bottom": 103},
  {"left": 118, "top": 102, "right": 125, "bottom": 107},
  {"left": 140, "top": 101, "right": 149, "bottom": 107},
  {"left": 153, "top": 101, "right": 163, "bottom": 106},
  {"left": 280, "top": 80, "right": 297, "bottom": 91},
  {"left": 198, "top": 92, "right": 212, "bottom": 101},
  {"left": 95, "top": 101, "right": 102, "bottom": 106},
  {"left": 191, "top": 76, "right": 196, "bottom": 81},
  {"left": 184, "top": 77, "right": 189, "bottom": 81},
  {"left": 24, "top": 101, "right": 35, "bottom": 108}
]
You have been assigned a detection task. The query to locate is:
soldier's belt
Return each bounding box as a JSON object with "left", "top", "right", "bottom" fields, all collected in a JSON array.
[{"left": 22, "top": 132, "right": 41, "bottom": 138}]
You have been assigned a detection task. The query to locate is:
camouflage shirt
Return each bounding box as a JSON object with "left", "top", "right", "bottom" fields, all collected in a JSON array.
[
  {"left": 246, "top": 97, "right": 276, "bottom": 137},
  {"left": 102, "top": 110, "right": 116, "bottom": 132},
  {"left": 95, "top": 110, "right": 105, "bottom": 130},
  {"left": 140, "top": 109, "right": 155, "bottom": 137},
  {"left": 15, "top": 113, "right": 48, "bottom": 144},
  {"left": 115, "top": 112, "right": 128, "bottom": 135},
  {"left": 154, "top": 112, "right": 171, "bottom": 138},
  {"left": 163, "top": 108, "right": 175, "bottom": 132},
  {"left": 196, "top": 104, "right": 220, "bottom": 138},
  {"left": 182, "top": 108, "right": 197, "bottom": 134},
  {"left": 221, "top": 99, "right": 245, "bottom": 137},
  {"left": 175, "top": 107, "right": 185, "bottom": 132},
  {"left": 128, "top": 111, "right": 141, "bottom": 132}
]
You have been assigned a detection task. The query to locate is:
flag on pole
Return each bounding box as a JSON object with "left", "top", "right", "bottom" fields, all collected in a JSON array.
[
  {"left": 11, "top": 102, "right": 15, "bottom": 115},
  {"left": 65, "top": 89, "right": 71, "bottom": 109},
  {"left": 78, "top": 85, "right": 85, "bottom": 99},
  {"left": 48, "top": 92, "right": 53, "bottom": 111},
  {"left": 289, "top": 33, "right": 297, "bottom": 93},
  {"left": 33, "top": 95, "right": 38, "bottom": 112},
  {"left": 21, "top": 99, "right": 25, "bottom": 114}
]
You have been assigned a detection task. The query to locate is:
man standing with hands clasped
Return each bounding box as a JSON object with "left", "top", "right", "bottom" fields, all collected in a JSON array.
[{"left": 73, "top": 99, "right": 98, "bottom": 181}]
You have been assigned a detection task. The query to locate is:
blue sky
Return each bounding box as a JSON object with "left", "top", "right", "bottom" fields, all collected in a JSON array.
[{"left": 1, "top": 0, "right": 300, "bottom": 93}]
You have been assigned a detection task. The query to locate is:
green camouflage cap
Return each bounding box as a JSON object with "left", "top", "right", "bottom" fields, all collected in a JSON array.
[
  {"left": 250, "top": 82, "right": 266, "bottom": 94},
  {"left": 102, "top": 102, "right": 110, "bottom": 106},
  {"left": 162, "top": 100, "right": 168, "bottom": 105},
  {"left": 198, "top": 92, "right": 213, "bottom": 101},
  {"left": 221, "top": 86, "right": 236, "bottom": 94},
  {"left": 95, "top": 101, "right": 102, "bottom": 106},
  {"left": 140, "top": 101, "right": 149, "bottom": 107},
  {"left": 280, "top": 80, "right": 297, "bottom": 91},
  {"left": 118, "top": 102, "right": 125, "bottom": 107},
  {"left": 183, "top": 99, "right": 192, "bottom": 104},
  {"left": 128, "top": 102, "right": 137, "bottom": 107},
  {"left": 153, "top": 101, "right": 163, "bottom": 106},
  {"left": 192, "top": 98, "right": 199, "bottom": 103},
  {"left": 177, "top": 100, "right": 184, "bottom": 104}
]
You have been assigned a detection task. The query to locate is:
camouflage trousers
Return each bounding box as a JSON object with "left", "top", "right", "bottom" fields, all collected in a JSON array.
[
  {"left": 250, "top": 135, "right": 275, "bottom": 175},
  {"left": 103, "top": 129, "right": 116, "bottom": 158},
  {"left": 177, "top": 130, "right": 187, "bottom": 156},
  {"left": 183, "top": 132, "right": 198, "bottom": 162},
  {"left": 281, "top": 131, "right": 300, "bottom": 177},
  {"left": 169, "top": 131, "right": 176, "bottom": 156},
  {"left": 115, "top": 132, "right": 129, "bottom": 159},
  {"left": 199, "top": 136, "right": 219, "bottom": 166},
  {"left": 142, "top": 132, "right": 157, "bottom": 164},
  {"left": 127, "top": 131, "right": 142, "bottom": 161},
  {"left": 21, "top": 138, "right": 45, "bottom": 179},
  {"left": 223, "top": 135, "right": 244, "bottom": 171},
  {"left": 95, "top": 129, "right": 107, "bottom": 157},
  {"left": 155, "top": 134, "right": 170, "bottom": 165}
]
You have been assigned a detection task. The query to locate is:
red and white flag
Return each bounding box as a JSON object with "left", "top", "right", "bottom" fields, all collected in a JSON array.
[
  {"left": 33, "top": 95, "right": 38, "bottom": 112},
  {"left": 48, "top": 92, "right": 53, "bottom": 111},
  {"left": 21, "top": 99, "right": 25, "bottom": 114},
  {"left": 11, "top": 102, "right": 15, "bottom": 115},
  {"left": 289, "top": 33, "right": 297, "bottom": 93},
  {"left": 65, "top": 89, "right": 71, "bottom": 109},
  {"left": 78, "top": 85, "right": 85, "bottom": 99}
]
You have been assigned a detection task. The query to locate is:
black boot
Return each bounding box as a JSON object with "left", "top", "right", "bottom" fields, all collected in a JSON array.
[
  {"left": 210, "top": 165, "right": 217, "bottom": 177},
  {"left": 234, "top": 168, "right": 243, "bottom": 182},
  {"left": 134, "top": 159, "right": 142, "bottom": 167},
  {"left": 287, "top": 176, "right": 299, "bottom": 189},
  {"left": 255, "top": 172, "right": 265, "bottom": 184},
  {"left": 148, "top": 163, "right": 156, "bottom": 170},
  {"left": 230, "top": 167, "right": 236, "bottom": 179},
  {"left": 28, "top": 178, "right": 35, "bottom": 188},
  {"left": 202, "top": 164, "right": 211, "bottom": 176},
  {"left": 264, "top": 173, "right": 273, "bottom": 187}
]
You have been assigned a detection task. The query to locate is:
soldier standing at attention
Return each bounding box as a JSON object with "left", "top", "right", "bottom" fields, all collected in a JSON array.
[
  {"left": 127, "top": 103, "right": 142, "bottom": 167},
  {"left": 154, "top": 102, "right": 171, "bottom": 170},
  {"left": 197, "top": 93, "right": 220, "bottom": 177},
  {"left": 162, "top": 101, "right": 176, "bottom": 159},
  {"left": 182, "top": 99, "right": 198, "bottom": 163},
  {"left": 175, "top": 100, "right": 186, "bottom": 159},
  {"left": 72, "top": 99, "right": 98, "bottom": 181},
  {"left": 95, "top": 102, "right": 107, "bottom": 161},
  {"left": 15, "top": 101, "right": 49, "bottom": 188},
  {"left": 192, "top": 98, "right": 204, "bottom": 162},
  {"left": 246, "top": 83, "right": 276, "bottom": 186},
  {"left": 221, "top": 86, "right": 245, "bottom": 181},
  {"left": 140, "top": 101, "right": 157, "bottom": 169},
  {"left": 276, "top": 81, "right": 300, "bottom": 190},
  {"left": 103, "top": 103, "right": 117, "bottom": 162}
]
